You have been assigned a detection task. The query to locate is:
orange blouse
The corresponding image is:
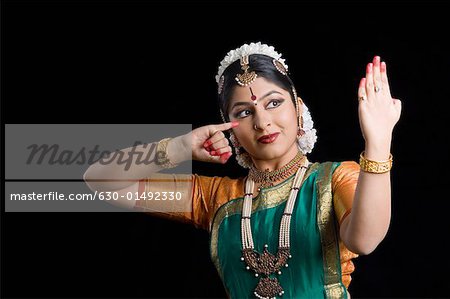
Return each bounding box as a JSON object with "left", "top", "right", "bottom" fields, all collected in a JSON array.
[{"left": 135, "top": 161, "right": 360, "bottom": 288}]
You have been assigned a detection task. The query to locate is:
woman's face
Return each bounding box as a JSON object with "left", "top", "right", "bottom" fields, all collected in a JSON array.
[{"left": 227, "top": 77, "right": 300, "bottom": 161}]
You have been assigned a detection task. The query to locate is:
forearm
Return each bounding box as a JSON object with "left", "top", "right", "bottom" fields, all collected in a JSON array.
[
  {"left": 343, "top": 142, "right": 392, "bottom": 254},
  {"left": 343, "top": 55, "right": 401, "bottom": 254},
  {"left": 83, "top": 134, "right": 191, "bottom": 192}
]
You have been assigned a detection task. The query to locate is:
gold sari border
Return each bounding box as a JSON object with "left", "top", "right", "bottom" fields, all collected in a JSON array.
[{"left": 316, "top": 162, "right": 347, "bottom": 299}]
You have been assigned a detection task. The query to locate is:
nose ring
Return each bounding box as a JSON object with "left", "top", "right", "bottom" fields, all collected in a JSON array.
[{"left": 254, "top": 123, "right": 270, "bottom": 130}]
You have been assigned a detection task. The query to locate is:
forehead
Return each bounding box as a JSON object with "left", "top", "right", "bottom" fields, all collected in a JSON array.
[{"left": 230, "top": 77, "right": 287, "bottom": 100}]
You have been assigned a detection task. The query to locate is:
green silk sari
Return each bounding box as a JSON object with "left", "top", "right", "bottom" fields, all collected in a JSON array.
[{"left": 209, "top": 162, "right": 349, "bottom": 299}]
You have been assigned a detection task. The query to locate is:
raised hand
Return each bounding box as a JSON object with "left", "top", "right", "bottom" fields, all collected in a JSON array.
[
  {"left": 182, "top": 121, "right": 239, "bottom": 164},
  {"left": 357, "top": 56, "right": 402, "bottom": 157}
]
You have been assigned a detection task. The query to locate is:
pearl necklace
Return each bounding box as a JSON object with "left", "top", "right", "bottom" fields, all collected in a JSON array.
[{"left": 240, "top": 157, "right": 309, "bottom": 299}]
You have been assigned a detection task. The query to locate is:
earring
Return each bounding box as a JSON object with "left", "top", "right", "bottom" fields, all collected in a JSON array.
[
  {"left": 229, "top": 131, "right": 253, "bottom": 169},
  {"left": 296, "top": 98, "right": 304, "bottom": 135},
  {"left": 297, "top": 126, "right": 305, "bottom": 137},
  {"left": 229, "top": 132, "right": 241, "bottom": 155},
  {"left": 297, "top": 106, "right": 305, "bottom": 140}
]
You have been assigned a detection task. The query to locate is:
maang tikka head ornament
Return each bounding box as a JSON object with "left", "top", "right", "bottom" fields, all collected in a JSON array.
[
  {"left": 235, "top": 55, "right": 258, "bottom": 86},
  {"left": 216, "top": 42, "right": 317, "bottom": 168}
]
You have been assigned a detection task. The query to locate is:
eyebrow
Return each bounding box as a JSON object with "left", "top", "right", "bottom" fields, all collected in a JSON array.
[{"left": 230, "top": 90, "right": 283, "bottom": 110}]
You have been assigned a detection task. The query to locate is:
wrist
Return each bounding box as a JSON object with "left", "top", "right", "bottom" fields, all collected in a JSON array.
[
  {"left": 364, "top": 141, "right": 391, "bottom": 161},
  {"left": 168, "top": 134, "right": 192, "bottom": 164}
]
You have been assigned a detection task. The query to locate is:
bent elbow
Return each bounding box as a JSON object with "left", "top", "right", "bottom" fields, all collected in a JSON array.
[
  {"left": 345, "top": 239, "right": 381, "bottom": 255},
  {"left": 82, "top": 168, "right": 97, "bottom": 192},
  {"left": 354, "top": 245, "right": 377, "bottom": 256}
]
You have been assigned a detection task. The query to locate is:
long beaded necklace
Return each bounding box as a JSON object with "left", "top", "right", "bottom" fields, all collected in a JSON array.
[{"left": 241, "top": 156, "right": 309, "bottom": 299}]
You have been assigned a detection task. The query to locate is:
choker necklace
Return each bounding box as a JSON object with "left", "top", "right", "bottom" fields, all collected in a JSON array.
[
  {"left": 241, "top": 157, "right": 309, "bottom": 299},
  {"left": 248, "top": 151, "right": 305, "bottom": 189}
]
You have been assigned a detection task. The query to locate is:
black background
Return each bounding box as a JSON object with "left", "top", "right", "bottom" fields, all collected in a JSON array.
[{"left": 2, "top": 1, "right": 450, "bottom": 298}]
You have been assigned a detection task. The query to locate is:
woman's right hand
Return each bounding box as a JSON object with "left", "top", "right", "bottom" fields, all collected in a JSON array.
[{"left": 181, "top": 121, "right": 239, "bottom": 164}]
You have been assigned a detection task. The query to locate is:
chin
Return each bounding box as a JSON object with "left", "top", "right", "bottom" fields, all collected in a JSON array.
[{"left": 252, "top": 144, "right": 288, "bottom": 159}]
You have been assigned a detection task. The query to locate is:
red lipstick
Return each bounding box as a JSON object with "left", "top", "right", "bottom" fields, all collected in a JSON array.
[{"left": 257, "top": 133, "right": 280, "bottom": 144}]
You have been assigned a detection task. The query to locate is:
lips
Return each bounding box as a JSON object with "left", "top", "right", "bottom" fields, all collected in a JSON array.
[{"left": 258, "top": 132, "right": 280, "bottom": 144}]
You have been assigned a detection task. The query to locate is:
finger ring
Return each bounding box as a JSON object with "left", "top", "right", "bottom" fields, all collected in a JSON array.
[
  {"left": 374, "top": 86, "right": 381, "bottom": 93},
  {"left": 358, "top": 96, "right": 365, "bottom": 101}
]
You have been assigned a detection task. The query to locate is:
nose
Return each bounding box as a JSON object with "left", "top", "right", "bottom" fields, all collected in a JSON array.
[{"left": 253, "top": 110, "right": 272, "bottom": 131}]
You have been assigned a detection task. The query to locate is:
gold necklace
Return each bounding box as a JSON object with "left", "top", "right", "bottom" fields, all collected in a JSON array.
[
  {"left": 241, "top": 158, "right": 309, "bottom": 298},
  {"left": 248, "top": 151, "right": 305, "bottom": 189}
]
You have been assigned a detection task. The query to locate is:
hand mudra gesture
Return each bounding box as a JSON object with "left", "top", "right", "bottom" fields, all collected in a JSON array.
[
  {"left": 357, "top": 56, "right": 402, "bottom": 148},
  {"left": 183, "top": 121, "right": 239, "bottom": 164}
]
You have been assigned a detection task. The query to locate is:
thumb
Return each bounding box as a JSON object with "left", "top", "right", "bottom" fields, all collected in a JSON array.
[
  {"left": 393, "top": 98, "right": 402, "bottom": 113},
  {"left": 208, "top": 121, "right": 239, "bottom": 135}
]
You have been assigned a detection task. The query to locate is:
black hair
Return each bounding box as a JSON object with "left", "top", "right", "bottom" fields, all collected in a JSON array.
[{"left": 218, "top": 54, "right": 296, "bottom": 122}]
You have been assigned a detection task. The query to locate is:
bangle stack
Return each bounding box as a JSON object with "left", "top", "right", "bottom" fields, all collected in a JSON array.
[
  {"left": 155, "top": 137, "right": 178, "bottom": 169},
  {"left": 359, "top": 151, "right": 393, "bottom": 174}
]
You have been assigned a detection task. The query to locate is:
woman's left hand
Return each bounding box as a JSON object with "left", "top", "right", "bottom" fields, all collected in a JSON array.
[{"left": 357, "top": 56, "right": 402, "bottom": 151}]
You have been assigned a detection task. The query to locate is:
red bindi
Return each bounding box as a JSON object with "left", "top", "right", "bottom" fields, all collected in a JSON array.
[{"left": 249, "top": 87, "right": 257, "bottom": 105}]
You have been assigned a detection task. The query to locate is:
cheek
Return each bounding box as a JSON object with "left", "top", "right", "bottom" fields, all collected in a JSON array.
[
  {"left": 278, "top": 112, "right": 298, "bottom": 145},
  {"left": 277, "top": 108, "right": 298, "bottom": 131},
  {"left": 233, "top": 127, "right": 253, "bottom": 145}
]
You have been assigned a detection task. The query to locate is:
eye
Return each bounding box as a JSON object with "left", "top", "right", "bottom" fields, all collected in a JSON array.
[
  {"left": 267, "top": 99, "right": 284, "bottom": 108},
  {"left": 235, "top": 109, "right": 252, "bottom": 119}
]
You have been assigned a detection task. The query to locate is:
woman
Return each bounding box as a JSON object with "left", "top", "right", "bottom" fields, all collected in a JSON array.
[{"left": 84, "top": 42, "right": 401, "bottom": 298}]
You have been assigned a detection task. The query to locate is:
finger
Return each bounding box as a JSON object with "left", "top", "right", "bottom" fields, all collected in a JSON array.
[
  {"left": 219, "top": 152, "right": 232, "bottom": 164},
  {"left": 380, "top": 61, "right": 391, "bottom": 96},
  {"left": 204, "top": 121, "right": 239, "bottom": 147},
  {"left": 208, "top": 151, "right": 231, "bottom": 164},
  {"left": 393, "top": 98, "right": 402, "bottom": 113},
  {"left": 365, "top": 62, "right": 374, "bottom": 98},
  {"left": 207, "top": 153, "right": 221, "bottom": 163},
  {"left": 357, "top": 78, "right": 367, "bottom": 101},
  {"left": 208, "top": 138, "right": 230, "bottom": 152},
  {"left": 373, "top": 56, "right": 382, "bottom": 94},
  {"left": 204, "top": 131, "right": 226, "bottom": 148},
  {"left": 209, "top": 121, "right": 239, "bottom": 136},
  {"left": 210, "top": 146, "right": 233, "bottom": 156}
]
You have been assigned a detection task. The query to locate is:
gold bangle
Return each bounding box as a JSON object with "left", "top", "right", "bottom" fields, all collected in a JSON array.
[
  {"left": 155, "top": 137, "right": 178, "bottom": 169},
  {"left": 359, "top": 151, "right": 393, "bottom": 174}
]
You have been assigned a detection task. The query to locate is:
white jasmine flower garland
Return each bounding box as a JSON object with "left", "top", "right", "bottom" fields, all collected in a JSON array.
[
  {"left": 297, "top": 104, "right": 317, "bottom": 155},
  {"left": 216, "top": 42, "right": 288, "bottom": 84}
]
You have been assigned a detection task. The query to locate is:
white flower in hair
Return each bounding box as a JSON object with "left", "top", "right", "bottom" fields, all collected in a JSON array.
[
  {"left": 297, "top": 104, "right": 317, "bottom": 155},
  {"left": 215, "top": 42, "right": 288, "bottom": 84}
]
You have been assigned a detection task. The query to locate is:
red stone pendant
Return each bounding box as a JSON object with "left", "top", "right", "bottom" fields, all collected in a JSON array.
[
  {"left": 242, "top": 246, "right": 290, "bottom": 298},
  {"left": 254, "top": 276, "right": 284, "bottom": 298}
]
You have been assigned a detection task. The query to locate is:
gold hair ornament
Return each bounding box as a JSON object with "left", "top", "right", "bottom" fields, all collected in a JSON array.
[
  {"left": 273, "top": 59, "right": 287, "bottom": 75},
  {"left": 235, "top": 55, "right": 257, "bottom": 86},
  {"left": 218, "top": 75, "right": 225, "bottom": 94}
]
